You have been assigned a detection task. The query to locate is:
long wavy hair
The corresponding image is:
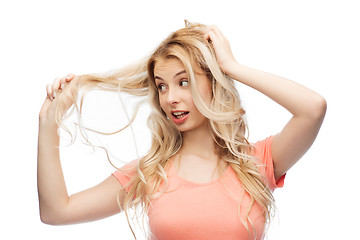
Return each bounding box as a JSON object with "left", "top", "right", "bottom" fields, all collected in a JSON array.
[{"left": 55, "top": 21, "right": 275, "bottom": 239}]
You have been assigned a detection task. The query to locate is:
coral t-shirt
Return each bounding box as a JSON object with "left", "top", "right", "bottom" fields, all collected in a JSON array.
[{"left": 112, "top": 136, "right": 285, "bottom": 240}]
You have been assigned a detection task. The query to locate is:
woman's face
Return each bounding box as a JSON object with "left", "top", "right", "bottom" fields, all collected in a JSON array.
[{"left": 154, "top": 57, "right": 212, "bottom": 133}]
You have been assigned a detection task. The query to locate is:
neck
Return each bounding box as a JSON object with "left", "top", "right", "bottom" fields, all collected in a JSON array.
[{"left": 180, "top": 121, "right": 217, "bottom": 159}]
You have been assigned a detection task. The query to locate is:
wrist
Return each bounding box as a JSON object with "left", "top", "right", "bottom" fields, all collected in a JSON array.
[
  {"left": 38, "top": 121, "right": 60, "bottom": 148},
  {"left": 221, "top": 61, "right": 242, "bottom": 78},
  {"left": 39, "top": 116, "right": 59, "bottom": 130}
]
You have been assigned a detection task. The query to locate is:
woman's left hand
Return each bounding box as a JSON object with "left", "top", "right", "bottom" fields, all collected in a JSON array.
[{"left": 204, "top": 25, "right": 238, "bottom": 74}]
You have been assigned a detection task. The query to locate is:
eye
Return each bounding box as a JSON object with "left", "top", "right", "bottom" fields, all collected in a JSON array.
[
  {"left": 157, "top": 84, "right": 166, "bottom": 92},
  {"left": 180, "top": 79, "right": 189, "bottom": 87}
]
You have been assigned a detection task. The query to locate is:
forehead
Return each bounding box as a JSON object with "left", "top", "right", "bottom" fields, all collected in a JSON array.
[{"left": 154, "top": 58, "right": 185, "bottom": 77}]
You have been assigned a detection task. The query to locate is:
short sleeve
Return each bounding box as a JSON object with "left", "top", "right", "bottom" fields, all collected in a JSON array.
[
  {"left": 112, "top": 159, "right": 139, "bottom": 192},
  {"left": 252, "top": 136, "right": 285, "bottom": 191}
]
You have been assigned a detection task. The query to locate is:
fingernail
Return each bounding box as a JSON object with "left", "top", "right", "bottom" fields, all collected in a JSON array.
[{"left": 61, "top": 83, "right": 65, "bottom": 89}]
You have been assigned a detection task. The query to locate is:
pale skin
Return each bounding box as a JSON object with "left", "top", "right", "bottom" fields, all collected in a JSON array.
[
  {"left": 37, "top": 25, "right": 326, "bottom": 225},
  {"left": 38, "top": 76, "right": 124, "bottom": 225},
  {"left": 204, "top": 25, "right": 327, "bottom": 181}
]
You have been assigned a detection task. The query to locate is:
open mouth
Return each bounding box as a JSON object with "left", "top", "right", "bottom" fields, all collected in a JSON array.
[{"left": 172, "top": 111, "right": 189, "bottom": 119}]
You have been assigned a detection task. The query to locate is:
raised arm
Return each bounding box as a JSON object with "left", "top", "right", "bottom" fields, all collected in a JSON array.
[
  {"left": 37, "top": 74, "right": 125, "bottom": 225},
  {"left": 205, "top": 26, "right": 327, "bottom": 181}
]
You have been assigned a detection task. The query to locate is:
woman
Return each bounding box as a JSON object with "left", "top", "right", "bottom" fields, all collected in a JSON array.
[{"left": 38, "top": 22, "right": 326, "bottom": 239}]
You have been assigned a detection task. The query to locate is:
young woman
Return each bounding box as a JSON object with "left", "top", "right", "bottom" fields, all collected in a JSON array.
[{"left": 38, "top": 22, "right": 326, "bottom": 239}]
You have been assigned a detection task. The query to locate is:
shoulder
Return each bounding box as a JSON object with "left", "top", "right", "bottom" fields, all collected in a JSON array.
[
  {"left": 113, "top": 158, "right": 139, "bottom": 175},
  {"left": 251, "top": 136, "right": 285, "bottom": 191},
  {"left": 251, "top": 136, "right": 273, "bottom": 160},
  {"left": 112, "top": 157, "right": 142, "bottom": 191}
]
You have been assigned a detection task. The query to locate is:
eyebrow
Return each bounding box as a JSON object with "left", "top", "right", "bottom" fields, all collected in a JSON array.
[{"left": 154, "top": 70, "right": 187, "bottom": 81}]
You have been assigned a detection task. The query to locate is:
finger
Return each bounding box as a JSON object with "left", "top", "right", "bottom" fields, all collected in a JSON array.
[
  {"left": 55, "top": 74, "right": 74, "bottom": 90},
  {"left": 204, "top": 33, "right": 212, "bottom": 44},
  {"left": 46, "top": 84, "right": 54, "bottom": 101},
  {"left": 204, "top": 25, "right": 213, "bottom": 40},
  {"left": 204, "top": 25, "right": 222, "bottom": 43},
  {"left": 207, "top": 30, "right": 218, "bottom": 45},
  {"left": 204, "top": 31, "right": 209, "bottom": 40},
  {"left": 208, "top": 25, "right": 226, "bottom": 42},
  {"left": 209, "top": 25, "right": 221, "bottom": 35},
  {"left": 65, "top": 73, "right": 74, "bottom": 82},
  {"left": 204, "top": 27, "right": 215, "bottom": 41},
  {"left": 52, "top": 77, "right": 62, "bottom": 94},
  {"left": 60, "top": 76, "right": 69, "bottom": 90}
]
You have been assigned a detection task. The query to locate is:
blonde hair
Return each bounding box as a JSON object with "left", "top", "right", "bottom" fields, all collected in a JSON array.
[{"left": 55, "top": 21, "right": 275, "bottom": 239}]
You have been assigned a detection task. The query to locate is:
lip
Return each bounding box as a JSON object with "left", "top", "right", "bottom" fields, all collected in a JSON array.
[{"left": 171, "top": 110, "right": 189, "bottom": 124}]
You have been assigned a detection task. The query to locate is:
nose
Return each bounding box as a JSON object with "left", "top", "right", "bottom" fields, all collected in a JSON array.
[{"left": 167, "top": 87, "right": 180, "bottom": 105}]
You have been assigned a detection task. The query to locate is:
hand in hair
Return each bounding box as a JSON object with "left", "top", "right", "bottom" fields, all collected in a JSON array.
[
  {"left": 204, "top": 25, "right": 238, "bottom": 75},
  {"left": 39, "top": 74, "right": 76, "bottom": 124}
]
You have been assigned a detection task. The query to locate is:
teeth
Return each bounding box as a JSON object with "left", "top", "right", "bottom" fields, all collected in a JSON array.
[
  {"left": 173, "top": 111, "right": 186, "bottom": 116},
  {"left": 173, "top": 111, "right": 188, "bottom": 119}
]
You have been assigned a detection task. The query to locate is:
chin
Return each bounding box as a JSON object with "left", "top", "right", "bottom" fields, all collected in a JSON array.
[{"left": 177, "top": 123, "right": 205, "bottom": 133}]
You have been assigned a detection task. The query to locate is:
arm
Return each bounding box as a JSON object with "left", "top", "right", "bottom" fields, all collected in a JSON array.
[
  {"left": 38, "top": 75, "right": 125, "bottom": 225},
  {"left": 205, "top": 26, "right": 327, "bottom": 181}
]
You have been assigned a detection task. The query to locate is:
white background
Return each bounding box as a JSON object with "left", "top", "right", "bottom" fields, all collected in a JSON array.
[{"left": 1, "top": 0, "right": 359, "bottom": 239}]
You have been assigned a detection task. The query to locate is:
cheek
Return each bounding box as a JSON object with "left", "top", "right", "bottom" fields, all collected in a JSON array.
[
  {"left": 184, "top": 91, "right": 197, "bottom": 109},
  {"left": 195, "top": 75, "right": 212, "bottom": 104},
  {"left": 158, "top": 96, "right": 167, "bottom": 113},
  {"left": 199, "top": 85, "right": 212, "bottom": 104}
]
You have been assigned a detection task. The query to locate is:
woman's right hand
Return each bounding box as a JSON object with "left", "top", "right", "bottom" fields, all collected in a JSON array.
[
  {"left": 39, "top": 73, "right": 76, "bottom": 124},
  {"left": 37, "top": 73, "right": 125, "bottom": 225}
]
